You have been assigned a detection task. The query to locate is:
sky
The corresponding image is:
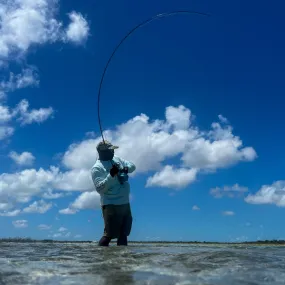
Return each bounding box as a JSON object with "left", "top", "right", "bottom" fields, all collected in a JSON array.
[{"left": 0, "top": 0, "right": 285, "bottom": 243}]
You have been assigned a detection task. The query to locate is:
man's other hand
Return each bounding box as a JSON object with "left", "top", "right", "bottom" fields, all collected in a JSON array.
[{"left": 110, "top": 164, "right": 120, "bottom": 177}]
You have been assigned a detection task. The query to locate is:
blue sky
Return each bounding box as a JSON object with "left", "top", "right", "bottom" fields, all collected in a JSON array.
[{"left": 0, "top": 0, "right": 285, "bottom": 242}]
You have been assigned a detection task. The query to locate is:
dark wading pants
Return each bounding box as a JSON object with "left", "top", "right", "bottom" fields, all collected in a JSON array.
[{"left": 98, "top": 203, "right": 133, "bottom": 246}]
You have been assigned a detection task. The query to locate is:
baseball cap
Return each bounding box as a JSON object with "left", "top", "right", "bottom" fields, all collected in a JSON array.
[{"left": 96, "top": 140, "right": 119, "bottom": 151}]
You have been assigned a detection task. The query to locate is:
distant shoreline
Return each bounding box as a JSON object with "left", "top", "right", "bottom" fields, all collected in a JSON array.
[{"left": 0, "top": 238, "right": 285, "bottom": 245}]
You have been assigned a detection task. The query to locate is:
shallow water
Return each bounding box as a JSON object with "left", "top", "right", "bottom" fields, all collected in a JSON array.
[{"left": 0, "top": 242, "right": 285, "bottom": 284}]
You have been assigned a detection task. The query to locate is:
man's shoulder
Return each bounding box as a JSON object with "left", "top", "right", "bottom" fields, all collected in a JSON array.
[{"left": 91, "top": 160, "right": 103, "bottom": 172}]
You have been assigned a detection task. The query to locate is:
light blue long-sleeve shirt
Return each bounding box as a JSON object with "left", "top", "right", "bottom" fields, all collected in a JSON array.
[{"left": 91, "top": 155, "right": 136, "bottom": 206}]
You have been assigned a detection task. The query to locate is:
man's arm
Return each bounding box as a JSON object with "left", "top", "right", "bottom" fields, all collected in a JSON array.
[
  {"left": 117, "top": 157, "right": 136, "bottom": 173},
  {"left": 91, "top": 166, "right": 115, "bottom": 194}
]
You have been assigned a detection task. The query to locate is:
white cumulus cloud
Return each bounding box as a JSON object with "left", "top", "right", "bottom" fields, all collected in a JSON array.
[
  {"left": 59, "top": 207, "right": 77, "bottom": 215},
  {"left": 42, "top": 190, "right": 65, "bottom": 199},
  {"left": 222, "top": 211, "right": 235, "bottom": 216},
  {"left": 71, "top": 191, "right": 100, "bottom": 210},
  {"left": 53, "top": 168, "right": 93, "bottom": 191},
  {"left": 65, "top": 12, "right": 89, "bottom": 44},
  {"left": 210, "top": 184, "right": 249, "bottom": 198},
  {"left": 61, "top": 105, "right": 256, "bottom": 190},
  {"left": 14, "top": 99, "right": 54, "bottom": 125},
  {"left": 245, "top": 181, "right": 285, "bottom": 207},
  {"left": 0, "top": 202, "right": 13, "bottom": 211},
  {"left": 23, "top": 200, "right": 52, "bottom": 214},
  {"left": 192, "top": 205, "right": 200, "bottom": 211},
  {"left": 181, "top": 122, "right": 257, "bottom": 170},
  {"left": 218, "top": 114, "right": 229, "bottom": 124},
  {"left": 165, "top": 105, "right": 192, "bottom": 130},
  {"left": 0, "top": 100, "right": 53, "bottom": 142},
  {"left": 0, "top": 105, "right": 12, "bottom": 122},
  {"left": 0, "top": 0, "right": 90, "bottom": 60},
  {"left": 62, "top": 138, "right": 101, "bottom": 170},
  {"left": 146, "top": 165, "right": 198, "bottom": 189},
  {"left": 0, "top": 105, "right": 257, "bottom": 211},
  {"left": 0, "top": 0, "right": 90, "bottom": 142},
  {"left": 51, "top": 233, "right": 62, "bottom": 238},
  {"left": 58, "top": 191, "right": 100, "bottom": 214},
  {"left": 0, "top": 166, "right": 94, "bottom": 211},
  {"left": 0, "top": 168, "right": 57, "bottom": 204},
  {"left": 0, "top": 68, "right": 39, "bottom": 97},
  {"left": 0, "top": 209, "right": 21, "bottom": 216},
  {"left": 0, "top": 125, "right": 14, "bottom": 140},
  {"left": 38, "top": 224, "right": 51, "bottom": 230},
  {"left": 12, "top": 219, "right": 28, "bottom": 228},
  {"left": 9, "top": 151, "right": 35, "bottom": 166},
  {"left": 58, "top": 227, "right": 67, "bottom": 232},
  {"left": 0, "top": 70, "right": 50, "bottom": 140}
]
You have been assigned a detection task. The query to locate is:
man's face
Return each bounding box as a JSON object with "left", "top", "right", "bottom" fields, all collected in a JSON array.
[{"left": 98, "top": 148, "right": 115, "bottom": 161}]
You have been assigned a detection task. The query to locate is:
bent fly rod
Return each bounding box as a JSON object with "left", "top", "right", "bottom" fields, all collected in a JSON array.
[{"left": 97, "top": 10, "right": 210, "bottom": 143}]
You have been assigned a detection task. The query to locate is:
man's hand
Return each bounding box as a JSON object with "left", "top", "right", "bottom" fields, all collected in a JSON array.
[{"left": 110, "top": 164, "right": 119, "bottom": 177}]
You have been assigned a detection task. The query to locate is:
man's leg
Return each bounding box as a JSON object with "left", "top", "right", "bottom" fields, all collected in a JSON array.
[
  {"left": 117, "top": 203, "right": 132, "bottom": 246},
  {"left": 100, "top": 204, "right": 122, "bottom": 246},
  {"left": 117, "top": 234, "right": 127, "bottom": 246},
  {"left": 99, "top": 205, "right": 114, "bottom": 246},
  {"left": 98, "top": 235, "right": 111, "bottom": 246}
]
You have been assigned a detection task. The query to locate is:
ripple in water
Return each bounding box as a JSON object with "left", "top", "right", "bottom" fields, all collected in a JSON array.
[{"left": 0, "top": 242, "right": 285, "bottom": 284}]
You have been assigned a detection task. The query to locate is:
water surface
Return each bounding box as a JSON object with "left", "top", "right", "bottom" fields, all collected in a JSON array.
[{"left": 0, "top": 242, "right": 285, "bottom": 284}]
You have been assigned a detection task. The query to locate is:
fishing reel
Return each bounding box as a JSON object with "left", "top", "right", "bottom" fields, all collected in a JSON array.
[{"left": 114, "top": 163, "right": 129, "bottom": 184}]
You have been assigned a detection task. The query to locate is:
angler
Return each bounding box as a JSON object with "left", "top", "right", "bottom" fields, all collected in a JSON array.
[
  {"left": 91, "top": 140, "right": 136, "bottom": 246},
  {"left": 92, "top": 10, "right": 209, "bottom": 246}
]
